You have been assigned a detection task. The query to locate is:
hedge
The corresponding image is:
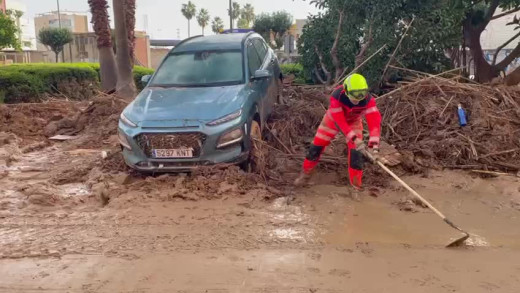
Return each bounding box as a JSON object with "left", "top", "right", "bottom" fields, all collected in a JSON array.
[
  {"left": 134, "top": 66, "right": 155, "bottom": 90},
  {"left": 280, "top": 63, "right": 306, "bottom": 84},
  {"left": 0, "top": 63, "right": 155, "bottom": 103},
  {"left": 0, "top": 71, "right": 45, "bottom": 103}
]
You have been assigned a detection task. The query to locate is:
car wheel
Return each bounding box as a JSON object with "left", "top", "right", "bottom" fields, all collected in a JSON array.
[
  {"left": 250, "top": 120, "right": 262, "bottom": 141},
  {"left": 240, "top": 119, "right": 262, "bottom": 173}
]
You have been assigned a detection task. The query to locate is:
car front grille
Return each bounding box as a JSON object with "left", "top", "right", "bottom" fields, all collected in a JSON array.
[{"left": 135, "top": 132, "right": 206, "bottom": 158}]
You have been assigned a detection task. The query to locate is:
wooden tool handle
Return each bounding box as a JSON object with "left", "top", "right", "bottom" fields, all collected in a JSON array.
[
  {"left": 364, "top": 150, "right": 447, "bottom": 220},
  {"left": 375, "top": 160, "right": 448, "bottom": 220}
]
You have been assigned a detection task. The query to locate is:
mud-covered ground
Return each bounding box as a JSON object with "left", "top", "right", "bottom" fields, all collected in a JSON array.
[{"left": 1, "top": 100, "right": 520, "bottom": 292}]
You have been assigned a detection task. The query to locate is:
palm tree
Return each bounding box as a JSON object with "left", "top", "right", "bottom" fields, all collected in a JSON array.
[
  {"left": 88, "top": 0, "right": 117, "bottom": 91},
  {"left": 211, "top": 17, "right": 224, "bottom": 34},
  {"left": 196, "top": 9, "right": 210, "bottom": 35},
  {"left": 241, "top": 4, "right": 255, "bottom": 27},
  {"left": 181, "top": 1, "right": 197, "bottom": 37},
  {"left": 228, "top": 2, "right": 240, "bottom": 28},
  {"left": 113, "top": 0, "right": 137, "bottom": 99},
  {"left": 125, "top": 0, "right": 136, "bottom": 66}
]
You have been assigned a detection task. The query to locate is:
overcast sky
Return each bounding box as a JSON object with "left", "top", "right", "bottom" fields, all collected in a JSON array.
[{"left": 22, "top": 0, "right": 320, "bottom": 39}]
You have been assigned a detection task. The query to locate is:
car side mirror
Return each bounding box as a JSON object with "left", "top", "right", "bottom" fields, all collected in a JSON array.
[
  {"left": 141, "top": 75, "right": 151, "bottom": 85},
  {"left": 251, "top": 69, "right": 271, "bottom": 81}
]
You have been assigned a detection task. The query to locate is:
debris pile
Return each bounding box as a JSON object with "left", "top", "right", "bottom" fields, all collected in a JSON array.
[
  {"left": 0, "top": 101, "right": 80, "bottom": 145},
  {"left": 256, "top": 86, "right": 392, "bottom": 187},
  {"left": 45, "top": 94, "right": 128, "bottom": 147},
  {"left": 103, "top": 165, "right": 274, "bottom": 204},
  {"left": 378, "top": 76, "right": 520, "bottom": 172}
]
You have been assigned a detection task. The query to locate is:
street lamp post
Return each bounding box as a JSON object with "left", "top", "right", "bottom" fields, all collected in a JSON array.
[{"left": 229, "top": 0, "right": 233, "bottom": 31}]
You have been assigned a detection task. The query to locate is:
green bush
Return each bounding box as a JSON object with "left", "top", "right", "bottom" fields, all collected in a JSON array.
[
  {"left": 0, "top": 63, "right": 155, "bottom": 103},
  {"left": 0, "top": 71, "right": 45, "bottom": 103},
  {"left": 0, "top": 63, "right": 98, "bottom": 93},
  {"left": 134, "top": 66, "right": 155, "bottom": 90},
  {"left": 280, "top": 63, "right": 306, "bottom": 84}
]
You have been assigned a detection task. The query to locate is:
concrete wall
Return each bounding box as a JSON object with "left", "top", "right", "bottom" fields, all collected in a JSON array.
[
  {"left": 479, "top": 8, "right": 520, "bottom": 73},
  {"left": 481, "top": 8, "right": 518, "bottom": 51},
  {"left": 0, "top": 0, "right": 6, "bottom": 14},
  {"left": 0, "top": 51, "right": 46, "bottom": 64},
  {"left": 135, "top": 32, "right": 151, "bottom": 68},
  {"left": 151, "top": 48, "right": 170, "bottom": 69}
]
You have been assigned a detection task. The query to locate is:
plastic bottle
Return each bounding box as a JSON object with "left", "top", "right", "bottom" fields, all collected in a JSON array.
[{"left": 457, "top": 104, "right": 467, "bottom": 127}]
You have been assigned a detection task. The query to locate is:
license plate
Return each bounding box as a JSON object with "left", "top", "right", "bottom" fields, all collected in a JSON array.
[{"left": 153, "top": 148, "right": 194, "bottom": 158}]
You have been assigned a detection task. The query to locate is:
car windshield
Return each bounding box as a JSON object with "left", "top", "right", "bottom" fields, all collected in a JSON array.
[{"left": 150, "top": 50, "right": 244, "bottom": 87}]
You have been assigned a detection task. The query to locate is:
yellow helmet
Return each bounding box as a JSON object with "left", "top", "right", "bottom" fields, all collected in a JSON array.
[{"left": 343, "top": 73, "right": 368, "bottom": 101}]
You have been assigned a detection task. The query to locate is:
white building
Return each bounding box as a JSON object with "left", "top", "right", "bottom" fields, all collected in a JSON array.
[
  {"left": 481, "top": 8, "right": 520, "bottom": 73},
  {"left": 6, "top": 0, "right": 35, "bottom": 50}
]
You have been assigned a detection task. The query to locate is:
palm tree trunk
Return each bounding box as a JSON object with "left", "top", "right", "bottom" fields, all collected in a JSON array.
[
  {"left": 88, "top": 0, "right": 117, "bottom": 91},
  {"left": 125, "top": 0, "right": 136, "bottom": 67},
  {"left": 113, "top": 0, "right": 137, "bottom": 100},
  {"left": 188, "top": 20, "right": 191, "bottom": 37}
]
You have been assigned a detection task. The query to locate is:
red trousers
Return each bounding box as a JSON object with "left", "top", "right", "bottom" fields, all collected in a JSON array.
[{"left": 303, "top": 113, "right": 364, "bottom": 189}]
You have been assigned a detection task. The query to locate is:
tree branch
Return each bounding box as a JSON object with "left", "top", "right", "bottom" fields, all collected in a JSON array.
[
  {"left": 315, "top": 45, "right": 332, "bottom": 84},
  {"left": 380, "top": 17, "right": 415, "bottom": 85},
  {"left": 491, "top": 7, "right": 520, "bottom": 20},
  {"left": 355, "top": 12, "right": 375, "bottom": 67},
  {"left": 313, "top": 65, "right": 327, "bottom": 84},
  {"left": 495, "top": 41, "right": 520, "bottom": 70},
  {"left": 330, "top": 7, "right": 345, "bottom": 81},
  {"left": 479, "top": 0, "right": 501, "bottom": 30},
  {"left": 492, "top": 30, "right": 520, "bottom": 65}
]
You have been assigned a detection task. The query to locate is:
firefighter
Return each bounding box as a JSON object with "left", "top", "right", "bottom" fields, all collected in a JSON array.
[{"left": 294, "top": 73, "right": 387, "bottom": 193}]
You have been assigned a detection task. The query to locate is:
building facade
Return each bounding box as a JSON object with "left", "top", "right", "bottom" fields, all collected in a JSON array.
[
  {"left": 34, "top": 12, "right": 88, "bottom": 52},
  {"left": 6, "top": 0, "right": 34, "bottom": 49},
  {"left": 0, "top": 0, "right": 6, "bottom": 13},
  {"left": 38, "top": 31, "right": 151, "bottom": 68},
  {"left": 480, "top": 8, "right": 520, "bottom": 73}
]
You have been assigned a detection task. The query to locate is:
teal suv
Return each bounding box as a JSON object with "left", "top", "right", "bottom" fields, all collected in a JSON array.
[{"left": 118, "top": 33, "right": 281, "bottom": 172}]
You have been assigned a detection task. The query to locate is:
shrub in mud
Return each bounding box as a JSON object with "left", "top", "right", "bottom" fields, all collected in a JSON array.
[
  {"left": 0, "top": 71, "right": 45, "bottom": 103},
  {"left": 280, "top": 63, "right": 307, "bottom": 84},
  {"left": 0, "top": 63, "right": 155, "bottom": 103},
  {"left": 133, "top": 66, "right": 155, "bottom": 90}
]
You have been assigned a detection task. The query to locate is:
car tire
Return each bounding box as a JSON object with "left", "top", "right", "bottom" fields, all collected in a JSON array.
[{"left": 240, "top": 119, "right": 262, "bottom": 173}]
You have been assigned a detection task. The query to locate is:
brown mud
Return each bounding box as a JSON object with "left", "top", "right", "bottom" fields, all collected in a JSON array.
[{"left": 1, "top": 87, "right": 520, "bottom": 292}]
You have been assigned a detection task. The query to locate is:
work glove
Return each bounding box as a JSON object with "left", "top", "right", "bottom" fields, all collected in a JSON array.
[
  {"left": 368, "top": 147, "right": 390, "bottom": 165},
  {"left": 354, "top": 137, "right": 366, "bottom": 152}
]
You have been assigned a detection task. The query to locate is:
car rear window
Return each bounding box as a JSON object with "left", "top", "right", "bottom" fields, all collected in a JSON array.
[{"left": 151, "top": 50, "right": 244, "bottom": 87}]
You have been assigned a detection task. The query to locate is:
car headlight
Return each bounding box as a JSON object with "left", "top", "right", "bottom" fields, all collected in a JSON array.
[
  {"left": 207, "top": 109, "right": 242, "bottom": 126},
  {"left": 217, "top": 128, "right": 244, "bottom": 148},
  {"left": 118, "top": 130, "right": 132, "bottom": 150},
  {"left": 120, "top": 113, "right": 137, "bottom": 128}
]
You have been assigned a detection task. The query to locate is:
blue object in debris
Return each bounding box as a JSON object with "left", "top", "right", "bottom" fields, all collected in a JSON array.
[{"left": 457, "top": 104, "right": 467, "bottom": 127}]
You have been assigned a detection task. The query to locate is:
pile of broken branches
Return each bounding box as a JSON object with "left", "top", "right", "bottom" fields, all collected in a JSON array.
[
  {"left": 255, "top": 85, "right": 390, "bottom": 187},
  {"left": 377, "top": 69, "right": 520, "bottom": 172}
]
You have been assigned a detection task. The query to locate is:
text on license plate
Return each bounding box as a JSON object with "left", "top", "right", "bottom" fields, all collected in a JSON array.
[{"left": 153, "top": 148, "right": 194, "bottom": 158}]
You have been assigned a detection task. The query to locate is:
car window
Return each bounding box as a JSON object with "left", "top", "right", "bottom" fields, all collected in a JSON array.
[
  {"left": 253, "top": 39, "right": 268, "bottom": 62},
  {"left": 150, "top": 50, "right": 243, "bottom": 86},
  {"left": 247, "top": 42, "right": 262, "bottom": 76}
]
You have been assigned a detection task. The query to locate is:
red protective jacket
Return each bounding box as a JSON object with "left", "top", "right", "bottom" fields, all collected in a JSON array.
[{"left": 328, "top": 86, "right": 382, "bottom": 147}]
